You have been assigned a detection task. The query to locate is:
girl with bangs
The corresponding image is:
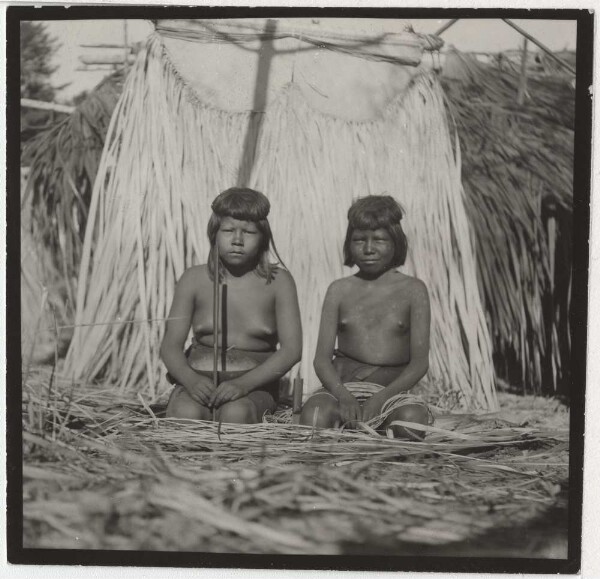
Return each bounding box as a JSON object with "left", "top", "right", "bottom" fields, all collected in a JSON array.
[
  {"left": 161, "top": 188, "right": 302, "bottom": 423},
  {"left": 300, "top": 195, "right": 432, "bottom": 438}
]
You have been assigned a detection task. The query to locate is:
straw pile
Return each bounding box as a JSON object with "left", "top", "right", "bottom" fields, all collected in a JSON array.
[
  {"left": 441, "top": 49, "right": 573, "bottom": 395},
  {"left": 22, "top": 367, "right": 568, "bottom": 554},
  {"left": 63, "top": 32, "right": 495, "bottom": 410}
]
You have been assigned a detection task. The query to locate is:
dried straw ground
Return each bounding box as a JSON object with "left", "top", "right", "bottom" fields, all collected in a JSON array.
[{"left": 23, "top": 367, "right": 569, "bottom": 556}]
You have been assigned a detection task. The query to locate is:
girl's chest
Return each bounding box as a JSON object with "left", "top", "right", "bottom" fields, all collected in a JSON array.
[
  {"left": 194, "top": 282, "right": 276, "bottom": 326},
  {"left": 339, "top": 288, "right": 411, "bottom": 333}
]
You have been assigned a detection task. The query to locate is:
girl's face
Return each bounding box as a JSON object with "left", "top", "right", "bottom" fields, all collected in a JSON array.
[
  {"left": 216, "top": 216, "right": 263, "bottom": 269},
  {"left": 350, "top": 228, "right": 395, "bottom": 275}
]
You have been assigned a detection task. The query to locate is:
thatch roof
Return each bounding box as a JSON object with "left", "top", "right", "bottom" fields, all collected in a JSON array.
[
  {"left": 441, "top": 49, "right": 573, "bottom": 395},
  {"left": 22, "top": 70, "right": 125, "bottom": 293}
]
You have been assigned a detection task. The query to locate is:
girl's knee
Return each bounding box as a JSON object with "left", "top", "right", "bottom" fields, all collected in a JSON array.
[
  {"left": 218, "top": 398, "right": 258, "bottom": 424},
  {"left": 384, "top": 404, "right": 429, "bottom": 440},
  {"left": 299, "top": 394, "right": 340, "bottom": 428},
  {"left": 166, "top": 389, "right": 210, "bottom": 420}
]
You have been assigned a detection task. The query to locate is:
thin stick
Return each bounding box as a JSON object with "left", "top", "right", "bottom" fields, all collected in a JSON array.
[{"left": 212, "top": 247, "right": 220, "bottom": 422}]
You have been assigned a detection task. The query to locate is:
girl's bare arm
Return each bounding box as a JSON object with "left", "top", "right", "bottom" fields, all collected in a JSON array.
[
  {"left": 313, "top": 283, "right": 353, "bottom": 400},
  {"left": 383, "top": 278, "right": 431, "bottom": 397},
  {"left": 160, "top": 269, "right": 213, "bottom": 399},
  {"left": 313, "top": 281, "right": 361, "bottom": 425}
]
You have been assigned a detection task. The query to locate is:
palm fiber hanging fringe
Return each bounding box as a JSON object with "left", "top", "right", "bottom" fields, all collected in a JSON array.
[{"left": 64, "top": 33, "right": 496, "bottom": 411}]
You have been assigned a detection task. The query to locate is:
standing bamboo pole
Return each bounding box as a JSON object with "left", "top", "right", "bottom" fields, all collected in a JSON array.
[{"left": 212, "top": 247, "right": 220, "bottom": 422}]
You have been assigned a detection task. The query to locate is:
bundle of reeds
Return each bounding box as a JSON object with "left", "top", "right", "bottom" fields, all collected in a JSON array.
[
  {"left": 22, "top": 372, "right": 569, "bottom": 554},
  {"left": 442, "top": 49, "right": 574, "bottom": 394},
  {"left": 63, "top": 32, "right": 495, "bottom": 410}
]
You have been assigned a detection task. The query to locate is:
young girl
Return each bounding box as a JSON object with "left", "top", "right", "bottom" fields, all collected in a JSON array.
[
  {"left": 300, "top": 195, "right": 431, "bottom": 438},
  {"left": 161, "top": 188, "right": 302, "bottom": 424}
]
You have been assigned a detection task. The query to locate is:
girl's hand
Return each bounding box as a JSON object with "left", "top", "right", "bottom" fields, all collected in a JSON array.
[
  {"left": 186, "top": 375, "right": 216, "bottom": 406},
  {"left": 209, "top": 381, "right": 248, "bottom": 409},
  {"left": 361, "top": 392, "right": 387, "bottom": 423},
  {"left": 338, "top": 391, "right": 362, "bottom": 427}
]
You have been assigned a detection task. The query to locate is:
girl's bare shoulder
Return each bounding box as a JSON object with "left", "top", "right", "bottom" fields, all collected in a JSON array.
[
  {"left": 178, "top": 264, "right": 210, "bottom": 287},
  {"left": 325, "top": 276, "right": 355, "bottom": 300},
  {"left": 393, "top": 272, "right": 429, "bottom": 297},
  {"left": 270, "top": 266, "right": 297, "bottom": 291}
]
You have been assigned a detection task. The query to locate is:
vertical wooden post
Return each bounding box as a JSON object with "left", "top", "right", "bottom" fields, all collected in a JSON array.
[{"left": 517, "top": 38, "right": 529, "bottom": 106}]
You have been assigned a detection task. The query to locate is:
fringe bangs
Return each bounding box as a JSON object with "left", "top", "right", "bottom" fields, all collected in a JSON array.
[
  {"left": 211, "top": 187, "right": 271, "bottom": 222},
  {"left": 349, "top": 211, "right": 393, "bottom": 231}
]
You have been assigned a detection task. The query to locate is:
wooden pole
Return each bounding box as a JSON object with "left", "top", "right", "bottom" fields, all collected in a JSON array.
[
  {"left": 212, "top": 247, "right": 220, "bottom": 421},
  {"left": 502, "top": 19, "right": 576, "bottom": 76},
  {"left": 517, "top": 37, "right": 529, "bottom": 106}
]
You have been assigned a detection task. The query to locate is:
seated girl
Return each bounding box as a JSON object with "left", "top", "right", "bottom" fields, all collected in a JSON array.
[
  {"left": 160, "top": 188, "right": 302, "bottom": 424},
  {"left": 300, "top": 195, "right": 431, "bottom": 438}
]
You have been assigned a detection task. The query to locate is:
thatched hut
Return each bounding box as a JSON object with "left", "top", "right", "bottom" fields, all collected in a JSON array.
[
  {"left": 32, "top": 22, "right": 574, "bottom": 410},
  {"left": 24, "top": 23, "right": 574, "bottom": 404},
  {"left": 36, "top": 19, "right": 492, "bottom": 410}
]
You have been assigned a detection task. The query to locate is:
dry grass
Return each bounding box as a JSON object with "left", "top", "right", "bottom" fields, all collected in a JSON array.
[{"left": 23, "top": 367, "right": 568, "bottom": 554}]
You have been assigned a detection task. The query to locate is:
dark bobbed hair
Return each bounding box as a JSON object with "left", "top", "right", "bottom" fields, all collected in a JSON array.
[
  {"left": 343, "top": 195, "right": 408, "bottom": 268},
  {"left": 207, "top": 187, "right": 285, "bottom": 282}
]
